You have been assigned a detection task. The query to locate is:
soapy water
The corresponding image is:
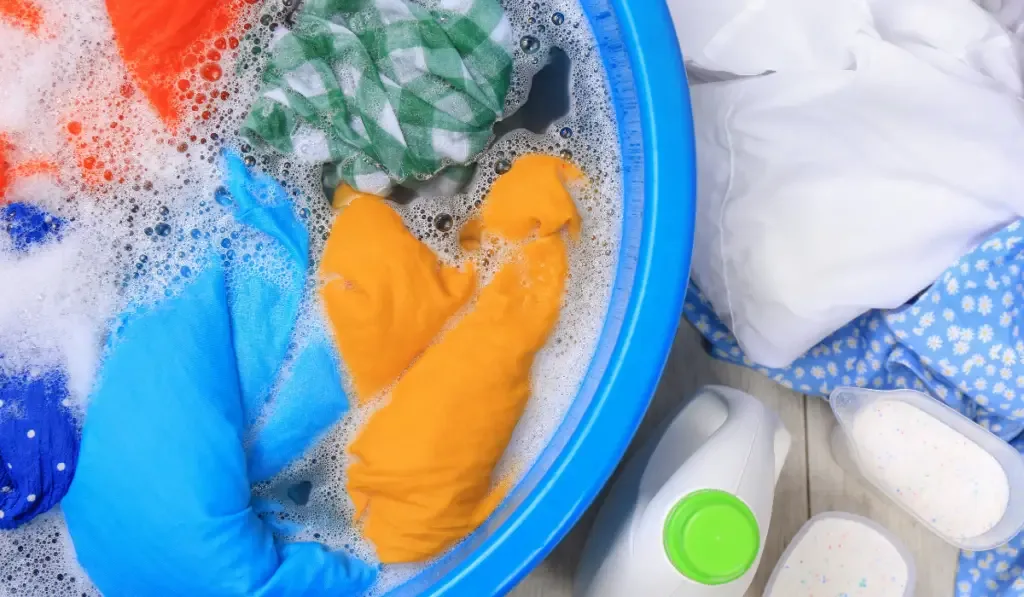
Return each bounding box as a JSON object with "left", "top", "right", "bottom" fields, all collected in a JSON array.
[{"left": 0, "top": 0, "right": 622, "bottom": 593}]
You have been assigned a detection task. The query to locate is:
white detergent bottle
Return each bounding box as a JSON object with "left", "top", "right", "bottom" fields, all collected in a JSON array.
[{"left": 574, "top": 385, "right": 791, "bottom": 597}]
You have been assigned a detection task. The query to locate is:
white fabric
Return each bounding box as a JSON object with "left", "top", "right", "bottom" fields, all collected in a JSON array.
[
  {"left": 980, "top": 0, "right": 1024, "bottom": 36},
  {"left": 686, "top": 1, "right": 1024, "bottom": 368},
  {"left": 869, "top": 0, "right": 1023, "bottom": 94},
  {"left": 666, "top": 0, "right": 875, "bottom": 77}
]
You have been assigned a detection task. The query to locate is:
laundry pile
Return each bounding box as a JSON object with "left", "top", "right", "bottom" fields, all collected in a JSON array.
[{"left": 672, "top": 0, "right": 1024, "bottom": 593}]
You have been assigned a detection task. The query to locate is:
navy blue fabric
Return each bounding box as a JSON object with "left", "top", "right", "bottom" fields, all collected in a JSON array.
[{"left": 0, "top": 203, "right": 76, "bottom": 530}]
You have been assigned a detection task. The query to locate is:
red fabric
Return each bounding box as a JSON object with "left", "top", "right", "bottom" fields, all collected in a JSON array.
[
  {"left": 0, "top": 0, "right": 43, "bottom": 34},
  {"left": 105, "top": 0, "right": 243, "bottom": 126}
]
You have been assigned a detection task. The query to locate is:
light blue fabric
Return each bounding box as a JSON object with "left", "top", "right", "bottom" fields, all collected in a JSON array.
[
  {"left": 62, "top": 153, "right": 371, "bottom": 596},
  {"left": 686, "top": 219, "right": 1024, "bottom": 596}
]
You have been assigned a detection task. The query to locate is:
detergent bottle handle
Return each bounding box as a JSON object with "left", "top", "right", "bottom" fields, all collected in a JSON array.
[
  {"left": 773, "top": 422, "right": 791, "bottom": 484},
  {"left": 696, "top": 387, "right": 778, "bottom": 501},
  {"left": 639, "top": 387, "right": 785, "bottom": 532}
]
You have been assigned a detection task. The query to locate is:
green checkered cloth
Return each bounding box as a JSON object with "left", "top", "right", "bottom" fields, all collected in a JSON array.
[{"left": 241, "top": 0, "right": 513, "bottom": 196}]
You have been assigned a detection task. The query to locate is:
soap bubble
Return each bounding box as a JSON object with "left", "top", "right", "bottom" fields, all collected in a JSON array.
[{"left": 520, "top": 35, "right": 541, "bottom": 54}]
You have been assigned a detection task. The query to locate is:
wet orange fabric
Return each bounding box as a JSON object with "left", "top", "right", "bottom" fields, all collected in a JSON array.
[
  {"left": 0, "top": 0, "right": 43, "bottom": 33},
  {"left": 481, "top": 154, "right": 583, "bottom": 241},
  {"left": 345, "top": 155, "right": 582, "bottom": 563},
  {"left": 319, "top": 188, "right": 476, "bottom": 402},
  {"left": 0, "top": 136, "right": 57, "bottom": 203},
  {"left": 0, "top": 141, "right": 9, "bottom": 200},
  {"left": 105, "top": 0, "right": 240, "bottom": 126}
]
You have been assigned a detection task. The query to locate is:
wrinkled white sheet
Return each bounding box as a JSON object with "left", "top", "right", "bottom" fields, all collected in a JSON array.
[{"left": 670, "top": 0, "right": 1024, "bottom": 367}]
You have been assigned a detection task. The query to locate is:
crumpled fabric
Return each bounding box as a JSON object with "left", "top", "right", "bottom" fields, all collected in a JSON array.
[
  {"left": 241, "top": 0, "right": 513, "bottom": 196},
  {"left": 686, "top": 218, "right": 1024, "bottom": 596},
  {"left": 665, "top": 0, "right": 874, "bottom": 77},
  {"left": 319, "top": 190, "right": 476, "bottom": 402},
  {"left": 343, "top": 155, "right": 580, "bottom": 563},
  {"left": 674, "top": 0, "right": 1024, "bottom": 370},
  {"left": 0, "top": 202, "right": 76, "bottom": 530},
  {"left": 979, "top": 0, "right": 1024, "bottom": 37},
  {"left": 62, "top": 153, "right": 372, "bottom": 596},
  {"left": 685, "top": 30, "right": 1024, "bottom": 370}
]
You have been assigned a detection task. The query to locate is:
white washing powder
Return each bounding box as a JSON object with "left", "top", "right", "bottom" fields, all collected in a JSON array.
[
  {"left": 767, "top": 515, "right": 909, "bottom": 597},
  {"left": 851, "top": 399, "right": 1009, "bottom": 540}
]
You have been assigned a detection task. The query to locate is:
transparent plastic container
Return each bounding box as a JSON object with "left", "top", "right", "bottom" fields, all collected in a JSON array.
[
  {"left": 763, "top": 512, "right": 915, "bottom": 597},
  {"left": 829, "top": 387, "right": 1024, "bottom": 550}
]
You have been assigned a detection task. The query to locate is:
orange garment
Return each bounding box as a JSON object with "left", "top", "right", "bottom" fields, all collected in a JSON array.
[
  {"left": 480, "top": 154, "right": 583, "bottom": 240},
  {"left": 345, "top": 155, "right": 582, "bottom": 563},
  {"left": 1, "top": 0, "right": 243, "bottom": 193},
  {"left": 0, "top": 136, "right": 57, "bottom": 203},
  {"left": 0, "top": 142, "right": 8, "bottom": 200},
  {"left": 319, "top": 188, "right": 476, "bottom": 401},
  {"left": 0, "top": 2, "right": 53, "bottom": 200},
  {"left": 105, "top": 0, "right": 241, "bottom": 126},
  {"left": 0, "top": 0, "right": 42, "bottom": 33}
]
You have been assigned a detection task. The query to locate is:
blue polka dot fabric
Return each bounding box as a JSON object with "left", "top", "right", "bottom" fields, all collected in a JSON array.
[
  {"left": 0, "top": 203, "right": 78, "bottom": 530},
  {"left": 685, "top": 218, "right": 1024, "bottom": 596}
]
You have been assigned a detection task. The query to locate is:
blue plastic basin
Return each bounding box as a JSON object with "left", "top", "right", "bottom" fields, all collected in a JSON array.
[{"left": 387, "top": 0, "right": 695, "bottom": 594}]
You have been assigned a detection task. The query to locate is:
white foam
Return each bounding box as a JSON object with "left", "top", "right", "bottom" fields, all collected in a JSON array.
[
  {"left": 0, "top": 231, "right": 116, "bottom": 407},
  {"left": 0, "top": 510, "right": 98, "bottom": 597}
]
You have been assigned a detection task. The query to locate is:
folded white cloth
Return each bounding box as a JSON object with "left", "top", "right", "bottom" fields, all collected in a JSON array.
[{"left": 687, "top": 12, "right": 1024, "bottom": 367}]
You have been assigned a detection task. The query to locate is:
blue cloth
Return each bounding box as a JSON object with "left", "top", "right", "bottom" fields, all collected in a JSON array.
[
  {"left": 2, "top": 203, "right": 63, "bottom": 251},
  {"left": 62, "top": 153, "right": 371, "bottom": 596},
  {"left": 685, "top": 218, "right": 1024, "bottom": 596},
  {"left": 0, "top": 371, "right": 76, "bottom": 530},
  {"left": 0, "top": 203, "right": 76, "bottom": 530}
]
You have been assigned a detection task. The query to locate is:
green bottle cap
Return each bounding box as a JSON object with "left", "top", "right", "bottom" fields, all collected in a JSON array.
[{"left": 662, "top": 489, "right": 760, "bottom": 585}]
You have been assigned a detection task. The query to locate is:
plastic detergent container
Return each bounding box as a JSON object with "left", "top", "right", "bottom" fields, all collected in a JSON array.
[
  {"left": 380, "top": 0, "right": 694, "bottom": 595},
  {"left": 764, "top": 512, "right": 915, "bottom": 597},
  {"left": 574, "top": 385, "right": 792, "bottom": 597},
  {"left": 830, "top": 387, "right": 1024, "bottom": 550}
]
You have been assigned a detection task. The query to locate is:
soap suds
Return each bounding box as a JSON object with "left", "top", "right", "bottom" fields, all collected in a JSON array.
[
  {"left": 0, "top": 230, "right": 116, "bottom": 407},
  {"left": 852, "top": 399, "right": 1009, "bottom": 540},
  {"left": 767, "top": 516, "right": 909, "bottom": 597}
]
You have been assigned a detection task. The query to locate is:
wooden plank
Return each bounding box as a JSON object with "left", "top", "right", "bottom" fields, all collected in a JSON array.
[
  {"left": 511, "top": 323, "right": 810, "bottom": 596},
  {"left": 804, "top": 397, "right": 959, "bottom": 596}
]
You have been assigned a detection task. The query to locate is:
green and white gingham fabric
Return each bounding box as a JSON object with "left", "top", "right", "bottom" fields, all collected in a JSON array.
[{"left": 242, "top": 0, "right": 514, "bottom": 196}]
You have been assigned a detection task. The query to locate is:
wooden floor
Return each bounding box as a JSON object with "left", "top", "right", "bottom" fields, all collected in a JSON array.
[{"left": 509, "top": 321, "right": 959, "bottom": 597}]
